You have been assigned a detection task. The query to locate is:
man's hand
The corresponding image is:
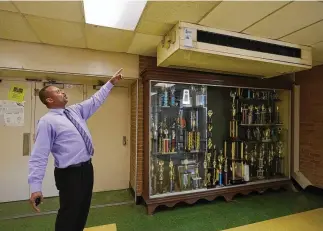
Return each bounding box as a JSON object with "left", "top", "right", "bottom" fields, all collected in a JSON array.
[
  {"left": 110, "top": 68, "right": 123, "bottom": 85},
  {"left": 29, "top": 191, "right": 43, "bottom": 212}
]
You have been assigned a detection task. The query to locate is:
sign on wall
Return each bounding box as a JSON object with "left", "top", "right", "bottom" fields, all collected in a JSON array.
[
  {"left": 8, "top": 85, "right": 25, "bottom": 103},
  {"left": 0, "top": 100, "right": 24, "bottom": 126}
]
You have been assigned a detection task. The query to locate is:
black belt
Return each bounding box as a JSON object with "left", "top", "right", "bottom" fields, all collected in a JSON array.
[{"left": 67, "top": 159, "right": 92, "bottom": 168}]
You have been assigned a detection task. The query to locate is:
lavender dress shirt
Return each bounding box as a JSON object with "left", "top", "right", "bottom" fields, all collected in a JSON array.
[{"left": 28, "top": 82, "right": 114, "bottom": 194}]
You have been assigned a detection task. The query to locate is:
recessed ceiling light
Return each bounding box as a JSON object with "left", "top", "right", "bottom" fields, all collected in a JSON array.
[{"left": 83, "top": 0, "right": 147, "bottom": 31}]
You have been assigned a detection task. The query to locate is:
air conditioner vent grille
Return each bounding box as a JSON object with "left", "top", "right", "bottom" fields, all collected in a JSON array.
[{"left": 197, "top": 30, "right": 301, "bottom": 58}]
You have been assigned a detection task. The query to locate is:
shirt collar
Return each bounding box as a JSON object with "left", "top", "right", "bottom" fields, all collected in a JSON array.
[{"left": 49, "top": 108, "right": 65, "bottom": 115}]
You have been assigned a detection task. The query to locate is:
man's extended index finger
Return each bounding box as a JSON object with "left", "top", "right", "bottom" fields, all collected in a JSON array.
[{"left": 115, "top": 68, "right": 123, "bottom": 76}]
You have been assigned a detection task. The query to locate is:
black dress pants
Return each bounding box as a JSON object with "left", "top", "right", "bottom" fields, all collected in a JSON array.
[{"left": 54, "top": 161, "right": 93, "bottom": 231}]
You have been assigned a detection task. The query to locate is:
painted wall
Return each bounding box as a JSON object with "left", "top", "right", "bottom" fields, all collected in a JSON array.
[{"left": 0, "top": 39, "right": 139, "bottom": 79}]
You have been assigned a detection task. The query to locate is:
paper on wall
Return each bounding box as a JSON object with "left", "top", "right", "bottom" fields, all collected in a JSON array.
[
  {"left": 0, "top": 100, "right": 24, "bottom": 126},
  {"left": 8, "top": 85, "right": 25, "bottom": 103}
]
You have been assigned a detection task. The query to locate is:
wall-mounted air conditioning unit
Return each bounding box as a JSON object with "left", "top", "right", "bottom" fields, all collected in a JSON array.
[{"left": 157, "top": 22, "right": 312, "bottom": 78}]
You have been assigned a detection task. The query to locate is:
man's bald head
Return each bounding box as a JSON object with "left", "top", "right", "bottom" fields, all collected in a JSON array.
[{"left": 38, "top": 85, "right": 68, "bottom": 108}]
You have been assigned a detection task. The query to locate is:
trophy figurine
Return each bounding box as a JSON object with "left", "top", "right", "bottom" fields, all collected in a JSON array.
[
  {"left": 260, "top": 104, "right": 266, "bottom": 124},
  {"left": 203, "top": 153, "right": 208, "bottom": 187},
  {"left": 183, "top": 158, "right": 189, "bottom": 190},
  {"left": 244, "top": 144, "right": 250, "bottom": 182},
  {"left": 241, "top": 104, "right": 248, "bottom": 124},
  {"left": 247, "top": 128, "right": 252, "bottom": 141},
  {"left": 192, "top": 163, "right": 202, "bottom": 189},
  {"left": 268, "top": 106, "right": 272, "bottom": 124},
  {"left": 163, "top": 126, "right": 169, "bottom": 153},
  {"left": 255, "top": 106, "right": 260, "bottom": 124},
  {"left": 169, "top": 159, "right": 175, "bottom": 192},
  {"left": 276, "top": 106, "right": 281, "bottom": 124},
  {"left": 190, "top": 85, "right": 196, "bottom": 106},
  {"left": 163, "top": 86, "right": 168, "bottom": 107},
  {"left": 223, "top": 157, "right": 228, "bottom": 186},
  {"left": 207, "top": 110, "right": 213, "bottom": 124},
  {"left": 200, "top": 85, "right": 207, "bottom": 107},
  {"left": 218, "top": 150, "right": 224, "bottom": 186},
  {"left": 151, "top": 158, "right": 157, "bottom": 195},
  {"left": 257, "top": 144, "right": 265, "bottom": 180},
  {"left": 262, "top": 128, "right": 271, "bottom": 142},
  {"left": 213, "top": 151, "right": 217, "bottom": 187},
  {"left": 248, "top": 105, "right": 254, "bottom": 124},
  {"left": 253, "top": 127, "right": 261, "bottom": 141},
  {"left": 157, "top": 160, "right": 164, "bottom": 194},
  {"left": 277, "top": 142, "right": 284, "bottom": 175},
  {"left": 170, "top": 86, "right": 176, "bottom": 107}
]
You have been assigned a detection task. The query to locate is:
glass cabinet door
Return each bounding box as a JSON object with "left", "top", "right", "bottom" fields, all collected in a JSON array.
[{"left": 149, "top": 81, "right": 208, "bottom": 197}]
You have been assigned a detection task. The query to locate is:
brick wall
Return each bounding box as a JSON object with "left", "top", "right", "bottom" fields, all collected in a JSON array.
[
  {"left": 130, "top": 81, "right": 137, "bottom": 190},
  {"left": 130, "top": 56, "right": 156, "bottom": 196},
  {"left": 295, "top": 64, "right": 323, "bottom": 188}
]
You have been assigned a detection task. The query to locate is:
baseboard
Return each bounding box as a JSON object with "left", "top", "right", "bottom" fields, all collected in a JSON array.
[
  {"left": 304, "top": 185, "right": 323, "bottom": 196},
  {"left": 291, "top": 171, "right": 312, "bottom": 189}
]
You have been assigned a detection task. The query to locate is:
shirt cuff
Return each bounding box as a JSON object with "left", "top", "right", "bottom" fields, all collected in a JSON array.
[
  {"left": 30, "top": 183, "right": 42, "bottom": 193},
  {"left": 106, "top": 81, "right": 114, "bottom": 89}
]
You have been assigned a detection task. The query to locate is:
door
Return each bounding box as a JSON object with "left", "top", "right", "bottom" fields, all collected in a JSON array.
[
  {"left": 33, "top": 82, "right": 84, "bottom": 197},
  {"left": 87, "top": 86, "right": 130, "bottom": 192},
  {"left": 0, "top": 80, "right": 32, "bottom": 202}
]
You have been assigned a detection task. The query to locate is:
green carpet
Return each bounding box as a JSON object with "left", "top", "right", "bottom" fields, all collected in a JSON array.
[
  {"left": 0, "top": 191, "right": 322, "bottom": 231},
  {"left": 0, "top": 189, "right": 133, "bottom": 219}
]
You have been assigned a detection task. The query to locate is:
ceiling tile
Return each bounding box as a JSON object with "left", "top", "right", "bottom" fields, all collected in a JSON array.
[
  {"left": 14, "top": 1, "right": 84, "bottom": 23},
  {"left": 313, "top": 41, "right": 323, "bottom": 62},
  {"left": 199, "top": 1, "right": 290, "bottom": 32},
  {"left": 85, "top": 25, "right": 135, "bottom": 52},
  {"left": 243, "top": 1, "right": 323, "bottom": 39},
  {"left": 127, "top": 33, "right": 162, "bottom": 56},
  {"left": 0, "top": 10, "right": 39, "bottom": 43},
  {"left": 280, "top": 20, "right": 323, "bottom": 46},
  {"left": 25, "top": 15, "right": 86, "bottom": 48},
  {"left": 140, "top": 1, "right": 219, "bottom": 24},
  {"left": 0, "top": 2, "right": 19, "bottom": 12},
  {"left": 135, "top": 20, "right": 174, "bottom": 36}
]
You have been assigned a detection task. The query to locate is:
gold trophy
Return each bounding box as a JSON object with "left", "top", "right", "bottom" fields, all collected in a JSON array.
[
  {"left": 231, "top": 142, "right": 236, "bottom": 183},
  {"left": 192, "top": 163, "right": 202, "bottom": 189},
  {"left": 196, "top": 131, "right": 200, "bottom": 151},
  {"left": 213, "top": 147, "right": 217, "bottom": 186},
  {"left": 277, "top": 141, "right": 284, "bottom": 175},
  {"left": 151, "top": 158, "right": 157, "bottom": 195},
  {"left": 248, "top": 105, "right": 254, "bottom": 125},
  {"left": 203, "top": 153, "right": 208, "bottom": 187},
  {"left": 157, "top": 160, "right": 164, "bottom": 194},
  {"left": 169, "top": 159, "right": 175, "bottom": 192},
  {"left": 218, "top": 150, "right": 224, "bottom": 186}
]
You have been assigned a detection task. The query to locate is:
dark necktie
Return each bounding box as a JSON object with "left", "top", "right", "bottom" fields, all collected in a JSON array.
[{"left": 64, "top": 109, "right": 94, "bottom": 156}]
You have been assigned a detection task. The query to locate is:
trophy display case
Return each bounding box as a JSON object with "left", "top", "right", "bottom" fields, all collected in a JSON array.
[
  {"left": 142, "top": 69, "right": 293, "bottom": 215},
  {"left": 149, "top": 81, "right": 208, "bottom": 197}
]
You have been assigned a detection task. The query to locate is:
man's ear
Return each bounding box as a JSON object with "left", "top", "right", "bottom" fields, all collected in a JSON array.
[{"left": 46, "top": 98, "right": 53, "bottom": 104}]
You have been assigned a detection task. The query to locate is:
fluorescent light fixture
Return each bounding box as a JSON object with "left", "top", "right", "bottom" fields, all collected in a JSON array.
[{"left": 83, "top": 0, "right": 147, "bottom": 31}]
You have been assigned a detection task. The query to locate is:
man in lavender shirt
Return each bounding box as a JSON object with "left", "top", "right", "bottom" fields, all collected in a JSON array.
[{"left": 28, "top": 68, "right": 123, "bottom": 231}]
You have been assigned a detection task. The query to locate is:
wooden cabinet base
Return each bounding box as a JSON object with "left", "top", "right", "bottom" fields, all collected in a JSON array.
[{"left": 144, "top": 179, "right": 291, "bottom": 215}]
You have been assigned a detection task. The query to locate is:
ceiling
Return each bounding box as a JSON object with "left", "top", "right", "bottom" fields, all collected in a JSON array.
[{"left": 0, "top": 0, "right": 323, "bottom": 67}]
